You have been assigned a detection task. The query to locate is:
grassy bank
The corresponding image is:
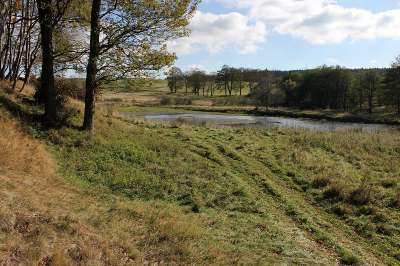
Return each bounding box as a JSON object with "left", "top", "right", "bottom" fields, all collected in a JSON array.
[
  {"left": 1, "top": 89, "right": 399, "bottom": 265},
  {"left": 167, "top": 105, "right": 400, "bottom": 125}
]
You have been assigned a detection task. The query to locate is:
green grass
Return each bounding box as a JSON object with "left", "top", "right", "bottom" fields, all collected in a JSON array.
[
  {"left": 2, "top": 89, "right": 400, "bottom": 265},
  {"left": 44, "top": 108, "right": 399, "bottom": 265},
  {"left": 102, "top": 79, "right": 170, "bottom": 93}
]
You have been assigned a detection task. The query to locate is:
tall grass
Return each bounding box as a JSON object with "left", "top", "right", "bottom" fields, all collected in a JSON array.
[{"left": 0, "top": 114, "right": 53, "bottom": 176}]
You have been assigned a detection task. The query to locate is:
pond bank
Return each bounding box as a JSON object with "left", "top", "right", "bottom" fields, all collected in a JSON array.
[
  {"left": 169, "top": 105, "right": 400, "bottom": 126},
  {"left": 120, "top": 112, "right": 399, "bottom": 132}
]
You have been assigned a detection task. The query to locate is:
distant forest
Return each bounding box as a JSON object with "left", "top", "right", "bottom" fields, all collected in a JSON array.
[{"left": 167, "top": 64, "right": 400, "bottom": 114}]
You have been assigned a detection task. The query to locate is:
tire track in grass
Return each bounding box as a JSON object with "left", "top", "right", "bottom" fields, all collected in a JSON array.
[
  {"left": 182, "top": 128, "right": 340, "bottom": 265},
  {"left": 205, "top": 129, "right": 385, "bottom": 265}
]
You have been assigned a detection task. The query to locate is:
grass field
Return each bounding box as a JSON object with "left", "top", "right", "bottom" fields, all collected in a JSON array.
[{"left": 0, "top": 82, "right": 400, "bottom": 265}]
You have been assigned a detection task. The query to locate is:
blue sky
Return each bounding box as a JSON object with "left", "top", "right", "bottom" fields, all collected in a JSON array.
[{"left": 169, "top": 0, "right": 400, "bottom": 72}]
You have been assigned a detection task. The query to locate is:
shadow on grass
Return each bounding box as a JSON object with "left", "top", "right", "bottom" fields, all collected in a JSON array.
[
  {"left": 0, "top": 95, "right": 81, "bottom": 131},
  {"left": 0, "top": 95, "right": 43, "bottom": 123}
]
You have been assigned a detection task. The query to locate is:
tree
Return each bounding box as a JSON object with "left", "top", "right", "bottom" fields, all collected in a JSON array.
[
  {"left": 167, "top": 66, "right": 183, "bottom": 93},
  {"left": 82, "top": 0, "right": 101, "bottom": 131},
  {"left": 37, "top": 0, "right": 57, "bottom": 125},
  {"left": 0, "top": 0, "right": 40, "bottom": 90},
  {"left": 186, "top": 69, "right": 205, "bottom": 95},
  {"left": 362, "top": 70, "right": 380, "bottom": 114},
  {"left": 36, "top": 0, "right": 73, "bottom": 125},
  {"left": 384, "top": 56, "right": 400, "bottom": 114},
  {"left": 83, "top": 0, "right": 200, "bottom": 131},
  {"left": 251, "top": 70, "right": 275, "bottom": 111},
  {"left": 281, "top": 78, "right": 297, "bottom": 106},
  {"left": 352, "top": 73, "right": 364, "bottom": 111},
  {"left": 217, "top": 65, "right": 230, "bottom": 96}
]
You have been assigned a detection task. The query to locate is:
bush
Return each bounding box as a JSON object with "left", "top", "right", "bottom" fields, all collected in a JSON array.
[
  {"left": 34, "top": 78, "right": 85, "bottom": 104},
  {"left": 392, "top": 190, "right": 400, "bottom": 209},
  {"left": 347, "top": 181, "right": 372, "bottom": 206},
  {"left": 331, "top": 204, "right": 349, "bottom": 217},
  {"left": 376, "top": 224, "right": 395, "bottom": 236},
  {"left": 381, "top": 179, "right": 397, "bottom": 188},
  {"left": 55, "top": 78, "right": 85, "bottom": 101},
  {"left": 357, "top": 206, "right": 376, "bottom": 216},
  {"left": 213, "top": 96, "right": 255, "bottom": 106},
  {"left": 312, "top": 176, "right": 330, "bottom": 188},
  {"left": 339, "top": 249, "right": 359, "bottom": 265},
  {"left": 0, "top": 79, "right": 13, "bottom": 94},
  {"left": 160, "top": 96, "right": 192, "bottom": 106},
  {"left": 323, "top": 183, "right": 345, "bottom": 201},
  {"left": 32, "top": 78, "right": 83, "bottom": 124}
]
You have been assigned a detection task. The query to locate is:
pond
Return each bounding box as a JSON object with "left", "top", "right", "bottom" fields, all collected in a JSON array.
[{"left": 122, "top": 112, "right": 399, "bottom": 132}]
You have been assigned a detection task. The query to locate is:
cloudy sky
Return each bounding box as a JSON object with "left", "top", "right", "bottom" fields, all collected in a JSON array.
[{"left": 168, "top": 0, "right": 400, "bottom": 72}]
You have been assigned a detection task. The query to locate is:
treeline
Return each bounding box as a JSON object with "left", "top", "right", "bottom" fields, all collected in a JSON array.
[
  {"left": 1, "top": 0, "right": 199, "bottom": 130},
  {"left": 167, "top": 63, "right": 400, "bottom": 114}
]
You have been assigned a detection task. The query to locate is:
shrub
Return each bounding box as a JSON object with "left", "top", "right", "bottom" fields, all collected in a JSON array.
[
  {"left": 339, "top": 249, "right": 359, "bottom": 265},
  {"left": 33, "top": 78, "right": 82, "bottom": 124},
  {"left": 213, "top": 96, "right": 255, "bottom": 106},
  {"left": 108, "top": 97, "right": 123, "bottom": 102},
  {"left": 34, "top": 78, "right": 85, "bottom": 104},
  {"left": 323, "top": 183, "right": 345, "bottom": 201},
  {"left": 347, "top": 180, "right": 372, "bottom": 206},
  {"left": 357, "top": 206, "right": 376, "bottom": 216},
  {"left": 312, "top": 176, "right": 330, "bottom": 188},
  {"left": 372, "top": 212, "right": 388, "bottom": 223},
  {"left": 55, "top": 78, "right": 85, "bottom": 101},
  {"left": 352, "top": 220, "right": 375, "bottom": 237},
  {"left": 160, "top": 96, "right": 192, "bottom": 106},
  {"left": 381, "top": 179, "right": 397, "bottom": 188},
  {"left": 160, "top": 96, "right": 171, "bottom": 105},
  {"left": 392, "top": 190, "right": 400, "bottom": 209},
  {"left": 331, "top": 204, "right": 349, "bottom": 217},
  {"left": 376, "top": 224, "right": 395, "bottom": 236},
  {"left": 0, "top": 80, "right": 11, "bottom": 93}
]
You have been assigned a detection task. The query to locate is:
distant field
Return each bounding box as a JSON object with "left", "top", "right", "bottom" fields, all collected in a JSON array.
[{"left": 97, "top": 78, "right": 400, "bottom": 125}]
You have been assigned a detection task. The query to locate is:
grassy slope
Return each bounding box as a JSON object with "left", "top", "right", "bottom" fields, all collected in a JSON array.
[
  {"left": 56, "top": 108, "right": 400, "bottom": 264},
  {"left": 1, "top": 88, "right": 400, "bottom": 265}
]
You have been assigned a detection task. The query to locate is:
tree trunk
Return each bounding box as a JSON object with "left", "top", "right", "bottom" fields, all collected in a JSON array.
[
  {"left": 368, "top": 88, "right": 372, "bottom": 114},
  {"left": 224, "top": 81, "right": 227, "bottom": 96},
  {"left": 37, "top": 0, "right": 56, "bottom": 126},
  {"left": 397, "top": 94, "right": 400, "bottom": 115},
  {"left": 83, "top": 0, "right": 101, "bottom": 131}
]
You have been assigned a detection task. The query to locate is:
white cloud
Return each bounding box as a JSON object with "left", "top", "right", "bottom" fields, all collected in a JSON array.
[
  {"left": 168, "top": 11, "right": 267, "bottom": 55},
  {"left": 169, "top": 0, "right": 400, "bottom": 56},
  {"left": 218, "top": 0, "right": 400, "bottom": 44}
]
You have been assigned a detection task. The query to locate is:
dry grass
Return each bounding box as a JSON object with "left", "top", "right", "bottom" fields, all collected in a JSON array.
[
  {"left": 15, "top": 80, "right": 36, "bottom": 97},
  {"left": 0, "top": 114, "right": 53, "bottom": 176},
  {"left": 0, "top": 109, "right": 213, "bottom": 265},
  {"left": 0, "top": 79, "right": 35, "bottom": 97}
]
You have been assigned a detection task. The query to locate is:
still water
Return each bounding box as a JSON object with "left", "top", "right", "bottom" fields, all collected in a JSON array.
[{"left": 125, "top": 112, "right": 398, "bottom": 132}]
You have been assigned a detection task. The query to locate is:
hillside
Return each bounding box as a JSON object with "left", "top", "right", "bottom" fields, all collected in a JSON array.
[{"left": 0, "top": 87, "right": 399, "bottom": 265}]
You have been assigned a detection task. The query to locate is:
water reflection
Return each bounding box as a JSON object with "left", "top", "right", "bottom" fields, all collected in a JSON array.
[{"left": 124, "top": 112, "right": 398, "bottom": 132}]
